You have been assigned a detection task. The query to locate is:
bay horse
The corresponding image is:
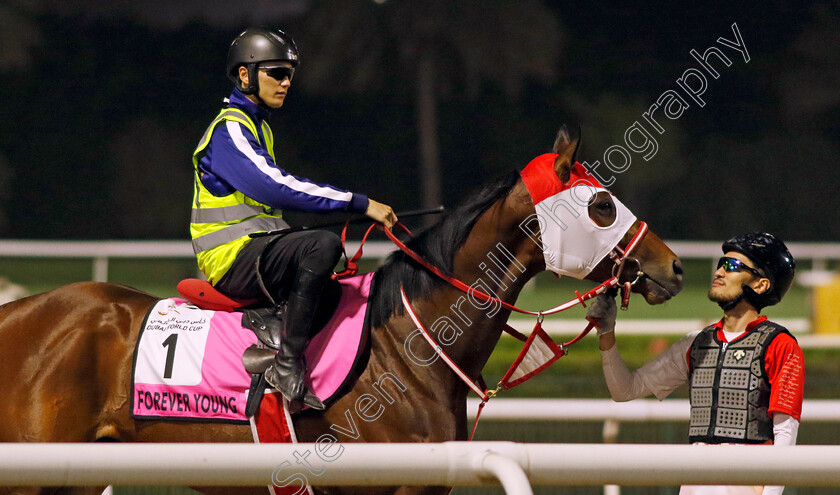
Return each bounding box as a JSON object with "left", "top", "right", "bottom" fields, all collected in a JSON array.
[{"left": 0, "top": 127, "right": 682, "bottom": 495}]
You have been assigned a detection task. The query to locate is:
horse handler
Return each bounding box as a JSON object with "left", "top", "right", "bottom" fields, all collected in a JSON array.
[
  {"left": 189, "top": 27, "right": 397, "bottom": 411},
  {"left": 588, "top": 232, "right": 804, "bottom": 495}
]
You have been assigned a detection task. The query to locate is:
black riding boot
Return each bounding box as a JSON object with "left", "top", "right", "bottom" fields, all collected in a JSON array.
[{"left": 263, "top": 267, "right": 326, "bottom": 412}]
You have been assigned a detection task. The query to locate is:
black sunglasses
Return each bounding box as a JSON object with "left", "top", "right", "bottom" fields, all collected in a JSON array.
[
  {"left": 261, "top": 66, "right": 295, "bottom": 82},
  {"left": 717, "top": 256, "right": 763, "bottom": 277}
]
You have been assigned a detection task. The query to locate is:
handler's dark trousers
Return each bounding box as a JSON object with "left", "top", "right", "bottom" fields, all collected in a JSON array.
[{"left": 215, "top": 230, "right": 342, "bottom": 410}]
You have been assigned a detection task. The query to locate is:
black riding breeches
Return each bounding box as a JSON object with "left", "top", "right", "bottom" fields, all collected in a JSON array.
[{"left": 214, "top": 230, "right": 342, "bottom": 303}]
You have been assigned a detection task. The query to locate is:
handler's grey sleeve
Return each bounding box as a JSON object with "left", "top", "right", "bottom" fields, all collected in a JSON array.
[{"left": 600, "top": 331, "right": 699, "bottom": 401}]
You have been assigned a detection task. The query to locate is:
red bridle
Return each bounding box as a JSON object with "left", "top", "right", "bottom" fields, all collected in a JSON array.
[
  {"left": 339, "top": 220, "right": 648, "bottom": 315},
  {"left": 337, "top": 220, "right": 649, "bottom": 438}
]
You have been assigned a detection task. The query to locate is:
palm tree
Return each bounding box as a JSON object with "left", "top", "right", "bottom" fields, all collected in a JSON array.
[
  {"left": 0, "top": 2, "right": 41, "bottom": 71},
  {"left": 777, "top": 3, "right": 840, "bottom": 124},
  {"left": 297, "top": 0, "right": 563, "bottom": 213},
  {"left": 0, "top": 2, "right": 42, "bottom": 232}
]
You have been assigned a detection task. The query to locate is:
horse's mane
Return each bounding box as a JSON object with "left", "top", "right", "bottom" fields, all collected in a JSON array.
[{"left": 368, "top": 170, "right": 521, "bottom": 328}]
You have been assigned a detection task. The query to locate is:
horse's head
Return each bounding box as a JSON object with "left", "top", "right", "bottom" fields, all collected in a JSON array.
[{"left": 519, "top": 126, "right": 683, "bottom": 304}]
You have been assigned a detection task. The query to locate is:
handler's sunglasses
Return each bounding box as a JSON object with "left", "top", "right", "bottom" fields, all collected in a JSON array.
[
  {"left": 261, "top": 65, "right": 295, "bottom": 82},
  {"left": 717, "top": 256, "right": 763, "bottom": 277}
]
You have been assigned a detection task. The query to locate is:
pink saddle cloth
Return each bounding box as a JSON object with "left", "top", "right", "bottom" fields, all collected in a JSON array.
[{"left": 131, "top": 273, "right": 373, "bottom": 423}]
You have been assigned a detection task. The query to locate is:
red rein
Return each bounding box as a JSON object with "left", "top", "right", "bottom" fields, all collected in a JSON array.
[{"left": 336, "top": 220, "right": 648, "bottom": 439}]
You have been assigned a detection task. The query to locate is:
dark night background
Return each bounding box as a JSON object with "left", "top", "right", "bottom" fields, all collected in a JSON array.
[{"left": 0, "top": 0, "right": 837, "bottom": 242}]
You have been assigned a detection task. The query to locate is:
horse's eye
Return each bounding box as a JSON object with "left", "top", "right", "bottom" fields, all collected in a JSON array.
[{"left": 598, "top": 201, "right": 613, "bottom": 211}]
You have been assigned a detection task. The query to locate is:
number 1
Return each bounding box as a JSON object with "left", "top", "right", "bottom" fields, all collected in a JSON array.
[{"left": 162, "top": 333, "right": 178, "bottom": 379}]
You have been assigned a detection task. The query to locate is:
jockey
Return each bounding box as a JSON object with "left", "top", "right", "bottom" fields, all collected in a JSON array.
[
  {"left": 588, "top": 232, "right": 804, "bottom": 495},
  {"left": 190, "top": 27, "right": 397, "bottom": 411}
]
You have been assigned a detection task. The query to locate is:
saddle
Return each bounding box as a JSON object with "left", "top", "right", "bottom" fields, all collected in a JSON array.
[{"left": 176, "top": 277, "right": 347, "bottom": 416}]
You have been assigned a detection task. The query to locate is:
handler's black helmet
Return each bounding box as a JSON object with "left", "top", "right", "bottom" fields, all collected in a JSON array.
[
  {"left": 226, "top": 27, "right": 299, "bottom": 94},
  {"left": 722, "top": 232, "right": 795, "bottom": 310}
]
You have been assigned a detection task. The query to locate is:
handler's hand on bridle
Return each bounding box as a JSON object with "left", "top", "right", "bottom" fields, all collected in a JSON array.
[
  {"left": 587, "top": 293, "right": 617, "bottom": 336},
  {"left": 366, "top": 199, "right": 398, "bottom": 229}
]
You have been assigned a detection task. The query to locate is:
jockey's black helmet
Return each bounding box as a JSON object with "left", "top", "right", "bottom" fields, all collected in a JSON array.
[
  {"left": 226, "top": 27, "right": 299, "bottom": 94},
  {"left": 722, "top": 232, "right": 795, "bottom": 310}
]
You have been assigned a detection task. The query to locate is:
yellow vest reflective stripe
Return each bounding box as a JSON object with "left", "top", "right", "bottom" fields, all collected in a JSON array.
[
  {"left": 191, "top": 203, "right": 266, "bottom": 223},
  {"left": 191, "top": 108, "right": 288, "bottom": 284}
]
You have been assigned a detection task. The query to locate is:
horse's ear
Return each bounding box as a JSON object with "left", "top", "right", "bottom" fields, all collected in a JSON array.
[
  {"left": 553, "top": 125, "right": 571, "bottom": 153},
  {"left": 570, "top": 125, "right": 582, "bottom": 164},
  {"left": 552, "top": 125, "right": 581, "bottom": 183}
]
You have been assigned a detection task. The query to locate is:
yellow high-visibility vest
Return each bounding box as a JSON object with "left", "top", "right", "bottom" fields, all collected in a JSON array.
[{"left": 190, "top": 108, "right": 289, "bottom": 284}]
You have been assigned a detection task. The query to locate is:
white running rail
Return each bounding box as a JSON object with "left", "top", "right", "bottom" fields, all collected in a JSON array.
[
  {"left": 1, "top": 442, "right": 840, "bottom": 490},
  {"left": 0, "top": 240, "right": 837, "bottom": 282},
  {"left": 465, "top": 398, "right": 840, "bottom": 422}
]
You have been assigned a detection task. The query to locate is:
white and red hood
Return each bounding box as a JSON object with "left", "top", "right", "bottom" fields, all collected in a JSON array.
[{"left": 520, "top": 153, "right": 637, "bottom": 278}]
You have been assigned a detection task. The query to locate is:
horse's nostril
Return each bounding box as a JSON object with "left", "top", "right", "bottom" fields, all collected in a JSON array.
[{"left": 673, "top": 259, "right": 684, "bottom": 276}]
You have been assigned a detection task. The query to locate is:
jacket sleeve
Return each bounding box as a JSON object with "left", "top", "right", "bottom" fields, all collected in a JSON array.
[
  {"left": 203, "top": 119, "right": 369, "bottom": 213},
  {"left": 600, "top": 331, "right": 696, "bottom": 401},
  {"left": 764, "top": 333, "right": 805, "bottom": 421}
]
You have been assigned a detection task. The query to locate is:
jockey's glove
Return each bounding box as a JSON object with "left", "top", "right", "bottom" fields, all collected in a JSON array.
[{"left": 587, "top": 293, "right": 617, "bottom": 336}]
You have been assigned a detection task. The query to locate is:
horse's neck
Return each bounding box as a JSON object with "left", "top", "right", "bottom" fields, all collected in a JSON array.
[{"left": 404, "top": 198, "right": 544, "bottom": 391}]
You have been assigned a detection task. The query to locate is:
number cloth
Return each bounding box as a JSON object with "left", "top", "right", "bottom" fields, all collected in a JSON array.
[
  {"left": 132, "top": 298, "right": 256, "bottom": 423},
  {"left": 131, "top": 273, "right": 374, "bottom": 422}
]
